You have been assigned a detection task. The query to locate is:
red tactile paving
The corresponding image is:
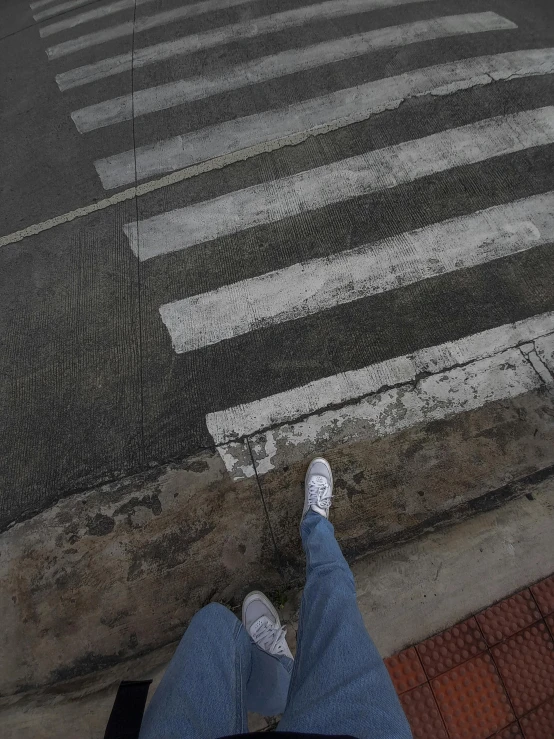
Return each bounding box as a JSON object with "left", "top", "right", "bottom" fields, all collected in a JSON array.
[
  {"left": 417, "top": 617, "right": 487, "bottom": 678},
  {"left": 493, "top": 724, "right": 524, "bottom": 738},
  {"left": 431, "top": 653, "right": 515, "bottom": 739},
  {"left": 491, "top": 623, "right": 554, "bottom": 717},
  {"left": 477, "top": 590, "right": 542, "bottom": 646},
  {"left": 387, "top": 574, "right": 554, "bottom": 738},
  {"left": 519, "top": 696, "right": 554, "bottom": 739},
  {"left": 399, "top": 683, "right": 448, "bottom": 739},
  {"left": 385, "top": 647, "right": 426, "bottom": 694},
  {"left": 531, "top": 576, "right": 554, "bottom": 616}
]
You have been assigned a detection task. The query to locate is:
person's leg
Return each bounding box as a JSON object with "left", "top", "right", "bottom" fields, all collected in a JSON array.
[
  {"left": 247, "top": 643, "right": 293, "bottom": 715},
  {"left": 277, "top": 460, "right": 412, "bottom": 739},
  {"left": 139, "top": 602, "right": 251, "bottom": 739},
  {"left": 242, "top": 590, "right": 294, "bottom": 716}
]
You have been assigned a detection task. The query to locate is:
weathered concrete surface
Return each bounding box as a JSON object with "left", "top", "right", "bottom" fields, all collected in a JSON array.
[
  {"left": 3, "top": 464, "right": 554, "bottom": 739},
  {"left": 2, "top": 385, "right": 553, "bottom": 705},
  {"left": 255, "top": 386, "right": 554, "bottom": 569},
  {"left": 0, "top": 448, "right": 284, "bottom": 699}
]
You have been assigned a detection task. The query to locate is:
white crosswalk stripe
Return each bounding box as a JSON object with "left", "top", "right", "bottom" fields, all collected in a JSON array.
[
  {"left": 73, "top": 12, "right": 513, "bottom": 131},
  {"left": 39, "top": 0, "right": 155, "bottom": 38},
  {"left": 157, "top": 193, "right": 554, "bottom": 353},
  {"left": 207, "top": 311, "right": 554, "bottom": 445},
  {"left": 45, "top": 0, "right": 267, "bottom": 56},
  {"left": 217, "top": 326, "right": 554, "bottom": 478},
  {"left": 30, "top": 0, "right": 60, "bottom": 11},
  {"left": 94, "top": 48, "right": 554, "bottom": 190},
  {"left": 56, "top": 0, "right": 444, "bottom": 90},
  {"left": 123, "top": 107, "right": 554, "bottom": 256},
  {"left": 33, "top": 0, "right": 99, "bottom": 22}
]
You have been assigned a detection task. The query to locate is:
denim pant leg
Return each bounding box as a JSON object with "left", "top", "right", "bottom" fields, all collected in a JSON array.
[
  {"left": 247, "top": 644, "right": 293, "bottom": 716},
  {"left": 277, "top": 511, "right": 412, "bottom": 739},
  {"left": 139, "top": 602, "right": 293, "bottom": 739},
  {"left": 139, "top": 603, "right": 251, "bottom": 739}
]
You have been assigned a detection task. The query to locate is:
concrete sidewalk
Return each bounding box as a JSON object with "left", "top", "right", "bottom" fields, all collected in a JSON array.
[{"left": 3, "top": 475, "right": 554, "bottom": 737}]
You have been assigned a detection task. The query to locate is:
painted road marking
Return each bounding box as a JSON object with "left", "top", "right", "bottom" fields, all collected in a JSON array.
[
  {"left": 214, "top": 322, "right": 554, "bottom": 478},
  {"left": 222, "top": 348, "right": 551, "bottom": 478},
  {"left": 71, "top": 12, "right": 515, "bottom": 130},
  {"left": 55, "top": 0, "right": 460, "bottom": 90},
  {"left": 158, "top": 193, "right": 554, "bottom": 353},
  {"left": 30, "top": 0, "right": 60, "bottom": 10},
  {"left": 207, "top": 311, "right": 554, "bottom": 444},
  {"left": 95, "top": 48, "right": 554, "bottom": 190},
  {"left": 39, "top": 0, "right": 155, "bottom": 38},
  {"left": 46, "top": 0, "right": 266, "bottom": 57},
  {"left": 33, "top": 0, "right": 99, "bottom": 22},
  {"left": 123, "top": 106, "right": 554, "bottom": 257}
]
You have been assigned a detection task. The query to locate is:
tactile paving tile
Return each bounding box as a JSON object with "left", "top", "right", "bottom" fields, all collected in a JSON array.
[
  {"left": 417, "top": 617, "right": 487, "bottom": 678},
  {"left": 531, "top": 576, "right": 554, "bottom": 617},
  {"left": 493, "top": 723, "right": 524, "bottom": 738},
  {"left": 520, "top": 696, "right": 554, "bottom": 739},
  {"left": 399, "top": 683, "right": 448, "bottom": 739},
  {"left": 431, "top": 653, "right": 515, "bottom": 739},
  {"left": 385, "top": 647, "right": 426, "bottom": 694},
  {"left": 477, "top": 590, "right": 542, "bottom": 646},
  {"left": 491, "top": 622, "right": 554, "bottom": 716}
]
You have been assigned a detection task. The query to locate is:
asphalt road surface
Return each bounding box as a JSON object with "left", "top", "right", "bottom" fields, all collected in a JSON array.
[{"left": 1, "top": 0, "right": 554, "bottom": 529}]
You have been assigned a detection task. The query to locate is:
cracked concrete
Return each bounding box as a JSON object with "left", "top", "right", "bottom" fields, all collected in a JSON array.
[
  {"left": 2, "top": 383, "right": 553, "bottom": 708},
  {"left": 217, "top": 328, "right": 554, "bottom": 480}
]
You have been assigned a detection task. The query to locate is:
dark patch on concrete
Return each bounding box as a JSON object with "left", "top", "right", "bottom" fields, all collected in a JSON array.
[
  {"left": 114, "top": 494, "right": 162, "bottom": 520},
  {"left": 86, "top": 513, "right": 115, "bottom": 537},
  {"left": 48, "top": 651, "right": 124, "bottom": 687},
  {"left": 127, "top": 522, "right": 216, "bottom": 582},
  {"left": 342, "top": 463, "right": 554, "bottom": 560},
  {"left": 334, "top": 476, "right": 362, "bottom": 503},
  {"left": 182, "top": 460, "right": 209, "bottom": 473},
  {"left": 100, "top": 610, "right": 131, "bottom": 629}
]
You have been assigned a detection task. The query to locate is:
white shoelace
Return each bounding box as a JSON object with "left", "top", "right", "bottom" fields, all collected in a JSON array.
[
  {"left": 308, "top": 475, "right": 332, "bottom": 511},
  {"left": 250, "top": 617, "right": 289, "bottom": 656}
]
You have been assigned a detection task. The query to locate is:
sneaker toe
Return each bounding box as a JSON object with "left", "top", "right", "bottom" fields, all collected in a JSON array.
[{"left": 307, "top": 458, "right": 332, "bottom": 482}]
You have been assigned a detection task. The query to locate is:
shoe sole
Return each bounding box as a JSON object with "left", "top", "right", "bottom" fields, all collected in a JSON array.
[
  {"left": 302, "top": 457, "right": 333, "bottom": 521},
  {"left": 242, "top": 590, "right": 281, "bottom": 628}
]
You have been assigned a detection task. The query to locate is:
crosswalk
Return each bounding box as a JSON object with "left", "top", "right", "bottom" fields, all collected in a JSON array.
[{"left": 31, "top": 0, "right": 554, "bottom": 471}]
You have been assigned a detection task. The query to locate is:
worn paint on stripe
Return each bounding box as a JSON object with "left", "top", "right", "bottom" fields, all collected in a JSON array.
[
  {"left": 206, "top": 312, "right": 554, "bottom": 445},
  {"left": 224, "top": 347, "right": 549, "bottom": 478},
  {"left": 71, "top": 12, "right": 513, "bottom": 127},
  {"left": 123, "top": 107, "right": 554, "bottom": 257},
  {"left": 158, "top": 193, "right": 554, "bottom": 353},
  {"left": 34, "top": 0, "right": 97, "bottom": 22},
  {"left": 215, "top": 320, "right": 554, "bottom": 479},
  {"left": 39, "top": 0, "right": 154, "bottom": 38},
  {"left": 56, "top": 0, "right": 468, "bottom": 90},
  {"left": 48, "top": 0, "right": 274, "bottom": 57},
  {"left": 95, "top": 48, "right": 554, "bottom": 190}
]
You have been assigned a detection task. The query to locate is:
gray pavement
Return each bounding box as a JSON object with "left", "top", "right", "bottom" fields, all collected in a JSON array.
[{"left": 2, "top": 0, "right": 554, "bottom": 528}]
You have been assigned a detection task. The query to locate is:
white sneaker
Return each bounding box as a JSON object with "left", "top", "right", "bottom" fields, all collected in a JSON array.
[
  {"left": 242, "top": 591, "right": 293, "bottom": 659},
  {"left": 302, "top": 457, "right": 333, "bottom": 521}
]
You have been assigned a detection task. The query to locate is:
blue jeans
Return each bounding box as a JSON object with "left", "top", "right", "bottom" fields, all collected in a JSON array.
[{"left": 139, "top": 511, "right": 412, "bottom": 738}]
